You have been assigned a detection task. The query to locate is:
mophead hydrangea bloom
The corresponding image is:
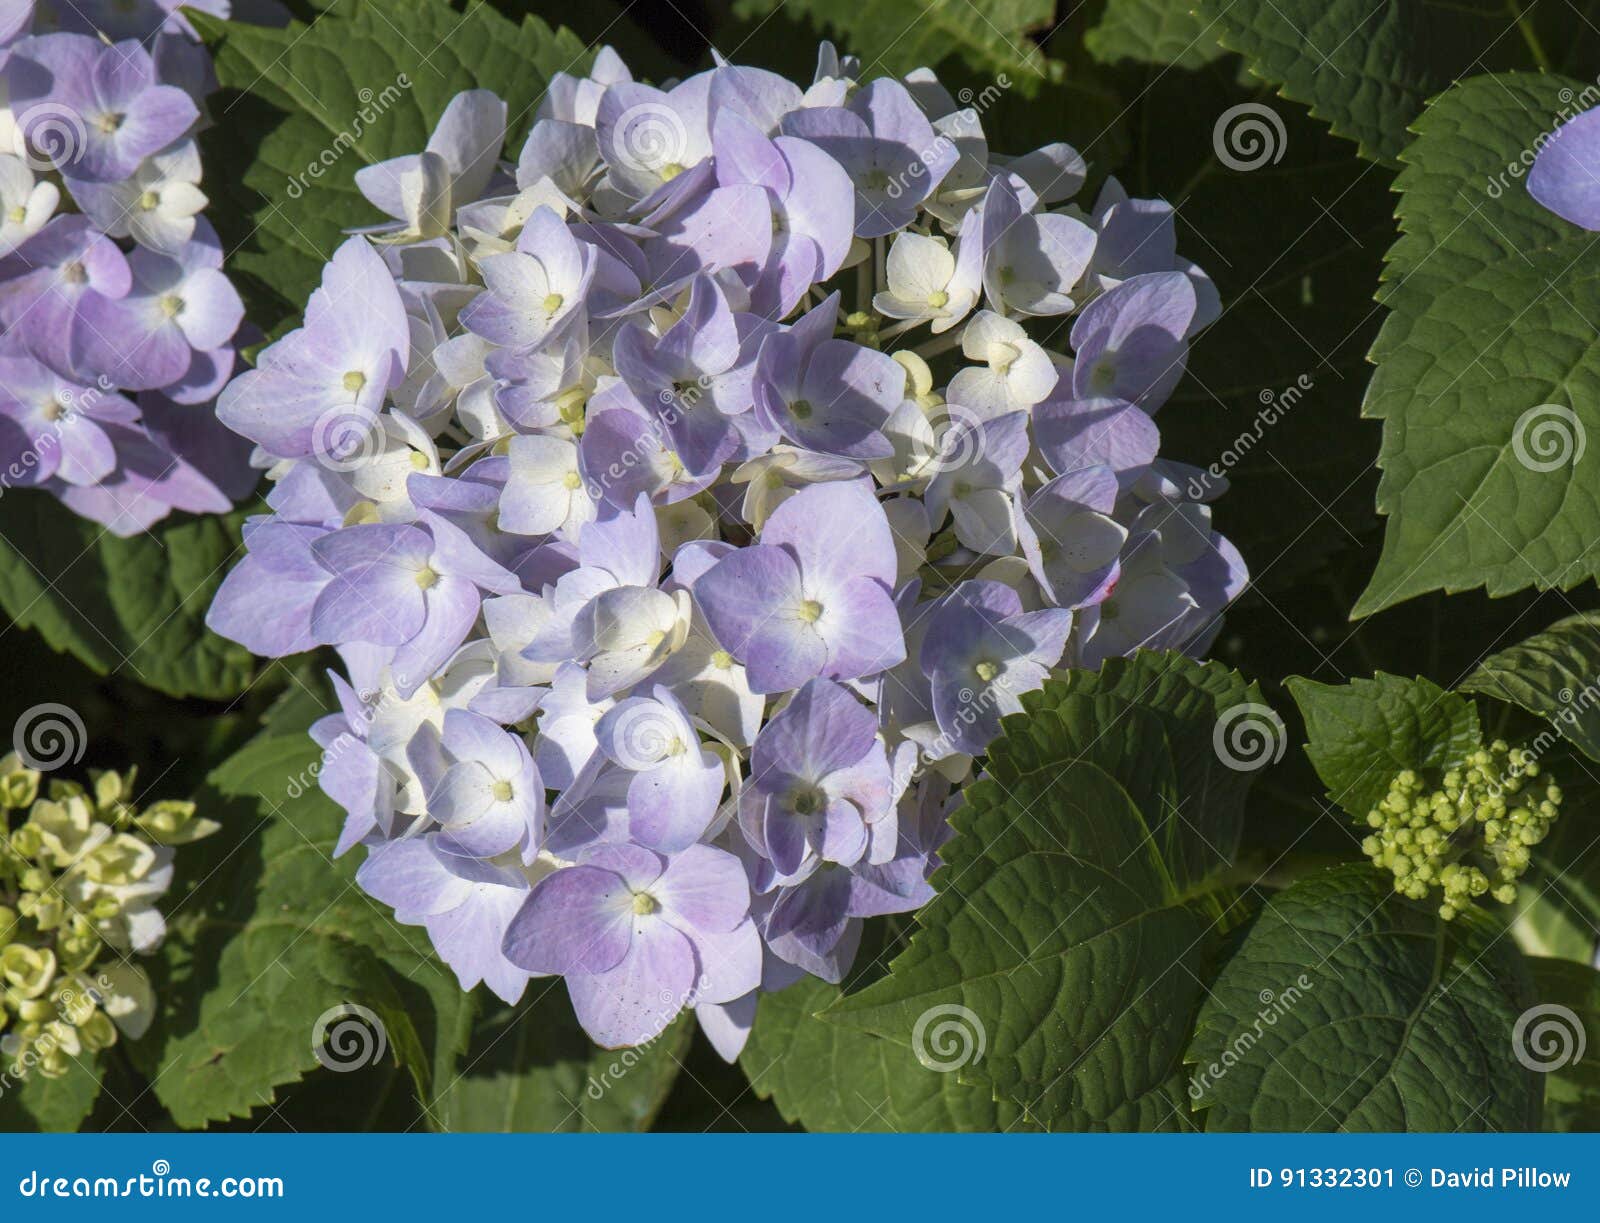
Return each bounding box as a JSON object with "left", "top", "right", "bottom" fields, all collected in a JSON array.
[
  {"left": 0, "top": 0, "right": 254, "bottom": 533},
  {"left": 207, "top": 43, "right": 1247, "bottom": 1056}
]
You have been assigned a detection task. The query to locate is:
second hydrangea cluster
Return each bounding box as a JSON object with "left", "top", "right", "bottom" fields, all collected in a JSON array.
[
  {"left": 0, "top": 0, "right": 255, "bottom": 534},
  {"left": 1363, "top": 741, "right": 1562, "bottom": 920},
  {"left": 1, "top": 754, "right": 215, "bottom": 1080},
  {"left": 208, "top": 44, "right": 1247, "bottom": 1054}
]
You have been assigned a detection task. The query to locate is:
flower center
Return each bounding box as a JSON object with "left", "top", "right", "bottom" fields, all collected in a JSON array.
[
  {"left": 415, "top": 565, "right": 439, "bottom": 590},
  {"left": 659, "top": 162, "right": 685, "bottom": 182},
  {"left": 986, "top": 340, "right": 1020, "bottom": 373},
  {"left": 1090, "top": 360, "right": 1117, "bottom": 392},
  {"left": 562, "top": 470, "right": 582, "bottom": 490},
  {"left": 974, "top": 659, "right": 999, "bottom": 683},
  {"left": 93, "top": 111, "right": 124, "bottom": 135},
  {"left": 789, "top": 398, "right": 813, "bottom": 421},
  {"left": 158, "top": 294, "right": 183, "bottom": 318},
  {"left": 343, "top": 370, "right": 367, "bottom": 393},
  {"left": 632, "top": 891, "right": 659, "bottom": 915},
  {"left": 138, "top": 190, "right": 160, "bottom": 211},
  {"left": 61, "top": 260, "right": 86, "bottom": 285},
  {"left": 491, "top": 779, "right": 514, "bottom": 802},
  {"left": 797, "top": 599, "right": 823, "bottom": 624},
  {"left": 927, "top": 289, "right": 949, "bottom": 309},
  {"left": 7, "top": 206, "right": 26, "bottom": 223},
  {"left": 710, "top": 649, "right": 733, "bottom": 670},
  {"left": 555, "top": 387, "right": 588, "bottom": 432},
  {"left": 542, "top": 292, "right": 564, "bottom": 315},
  {"left": 791, "top": 786, "right": 826, "bottom": 816}
]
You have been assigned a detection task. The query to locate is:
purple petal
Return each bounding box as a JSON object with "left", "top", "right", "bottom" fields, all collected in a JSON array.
[
  {"left": 502, "top": 864, "right": 634, "bottom": 975},
  {"left": 566, "top": 919, "right": 695, "bottom": 1047}
]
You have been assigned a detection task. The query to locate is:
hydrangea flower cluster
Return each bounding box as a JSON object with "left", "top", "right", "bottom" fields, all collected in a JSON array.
[
  {"left": 1362, "top": 741, "right": 1562, "bottom": 919},
  {"left": 1, "top": 753, "right": 216, "bottom": 1079},
  {"left": 207, "top": 44, "right": 1246, "bottom": 1055},
  {"left": 0, "top": 0, "right": 255, "bottom": 534}
]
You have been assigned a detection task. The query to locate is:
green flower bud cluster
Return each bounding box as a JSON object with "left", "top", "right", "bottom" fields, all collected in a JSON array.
[
  {"left": 1361, "top": 740, "right": 1561, "bottom": 921},
  {"left": 0, "top": 753, "right": 215, "bottom": 1080}
]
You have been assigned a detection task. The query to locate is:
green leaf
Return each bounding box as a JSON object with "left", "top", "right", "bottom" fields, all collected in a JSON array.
[
  {"left": 1510, "top": 883, "right": 1598, "bottom": 963},
  {"left": 196, "top": 0, "right": 590, "bottom": 335},
  {"left": 0, "top": 496, "right": 255, "bottom": 701},
  {"left": 1189, "top": 864, "right": 1540, "bottom": 1130},
  {"left": 138, "top": 732, "right": 472, "bottom": 1128},
  {"left": 825, "top": 660, "right": 1264, "bottom": 1129},
  {"left": 0, "top": 1053, "right": 102, "bottom": 1133},
  {"left": 1461, "top": 612, "right": 1600, "bottom": 763},
  {"left": 741, "top": 921, "right": 1041, "bottom": 1131},
  {"left": 1287, "top": 672, "right": 1481, "bottom": 820},
  {"left": 1523, "top": 956, "right": 1600, "bottom": 1131},
  {"left": 1039, "top": 651, "right": 1264, "bottom": 885},
  {"left": 1201, "top": 0, "right": 1537, "bottom": 165},
  {"left": 1518, "top": 740, "right": 1600, "bottom": 958},
  {"left": 1085, "top": 0, "right": 1226, "bottom": 69},
  {"left": 1356, "top": 73, "right": 1600, "bottom": 615},
  {"left": 430, "top": 989, "right": 691, "bottom": 1132},
  {"left": 730, "top": 0, "right": 1060, "bottom": 89}
]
